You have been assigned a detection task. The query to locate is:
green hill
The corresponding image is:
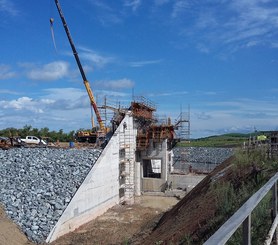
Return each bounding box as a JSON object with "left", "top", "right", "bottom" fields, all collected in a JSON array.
[{"left": 178, "top": 133, "right": 251, "bottom": 147}]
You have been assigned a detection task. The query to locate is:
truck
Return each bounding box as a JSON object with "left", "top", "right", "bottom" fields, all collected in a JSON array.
[{"left": 20, "top": 136, "right": 47, "bottom": 145}]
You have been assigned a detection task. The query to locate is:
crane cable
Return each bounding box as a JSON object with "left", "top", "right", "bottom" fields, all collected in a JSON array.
[{"left": 50, "top": 18, "right": 58, "bottom": 53}]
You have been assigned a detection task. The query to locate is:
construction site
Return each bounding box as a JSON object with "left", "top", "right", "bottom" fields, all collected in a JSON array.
[
  {"left": 0, "top": 0, "right": 195, "bottom": 243},
  {"left": 0, "top": 74, "right": 197, "bottom": 244},
  {"left": 2, "top": 1, "right": 278, "bottom": 245}
]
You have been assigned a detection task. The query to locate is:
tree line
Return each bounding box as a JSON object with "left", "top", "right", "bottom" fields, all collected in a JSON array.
[{"left": 0, "top": 125, "right": 75, "bottom": 142}]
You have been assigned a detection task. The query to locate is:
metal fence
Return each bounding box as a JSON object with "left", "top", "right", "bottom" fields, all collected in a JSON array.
[{"left": 204, "top": 172, "right": 278, "bottom": 245}]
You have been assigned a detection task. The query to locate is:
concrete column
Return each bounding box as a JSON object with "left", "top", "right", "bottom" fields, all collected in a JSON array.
[{"left": 134, "top": 161, "right": 141, "bottom": 196}]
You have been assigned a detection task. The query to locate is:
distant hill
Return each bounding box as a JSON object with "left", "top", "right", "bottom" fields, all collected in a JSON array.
[{"left": 178, "top": 133, "right": 257, "bottom": 147}]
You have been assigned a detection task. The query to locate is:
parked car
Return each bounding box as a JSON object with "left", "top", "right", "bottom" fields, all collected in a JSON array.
[{"left": 20, "top": 136, "right": 47, "bottom": 145}]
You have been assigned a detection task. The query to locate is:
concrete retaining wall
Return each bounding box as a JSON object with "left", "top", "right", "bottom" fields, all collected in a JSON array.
[
  {"left": 47, "top": 117, "right": 131, "bottom": 242},
  {"left": 168, "top": 174, "right": 206, "bottom": 192},
  {"left": 142, "top": 178, "right": 166, "bottom": 192}
]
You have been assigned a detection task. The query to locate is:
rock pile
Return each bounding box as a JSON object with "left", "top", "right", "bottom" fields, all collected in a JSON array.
[
  {"left": 0, "top": 147, "right": 101, "bottom": 243},
  {"left": 173, "top": 147, "right": 234, "bottom": 172}
]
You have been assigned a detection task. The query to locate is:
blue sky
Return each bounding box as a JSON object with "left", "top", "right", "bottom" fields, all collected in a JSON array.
[{"left": 0, "top": 0, "right": 278, "bottom": 138}]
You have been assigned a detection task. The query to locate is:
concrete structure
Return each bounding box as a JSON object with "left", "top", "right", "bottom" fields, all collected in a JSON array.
[
  {"left": 46, "top": 114, "right": 136, "bottom": 242},
  {"left": 168, "top": 174, "right": 206, "bottom": 192},
  {"left": 136, "top": 139, "right": 171, "bottom": 192},
  {"left": 135, "top": 139, "right": 206, "bottom": 193},
  {"left": 46, "top": 110, "right": 201, "bottom": 243}
]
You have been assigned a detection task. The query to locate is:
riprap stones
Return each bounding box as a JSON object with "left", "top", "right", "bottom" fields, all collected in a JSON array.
[{"left": 0, "top": 147, "right": 101, "bottom": 243}]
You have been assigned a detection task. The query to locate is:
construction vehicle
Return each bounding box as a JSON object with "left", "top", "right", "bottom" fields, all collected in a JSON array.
[{"left": 53, "top": 0, "right": 106, "bottom": 143}]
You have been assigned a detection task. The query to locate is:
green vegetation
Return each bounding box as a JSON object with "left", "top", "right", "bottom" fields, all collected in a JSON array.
[
  {"left": 0, "top": 125, "right": 75, "bottom": 142},
  {"left": 204, "top": 148, "right": 277, "bottom": 245},
  {"left": 178, "top": 133, "right": 250, "bottom": 147}
]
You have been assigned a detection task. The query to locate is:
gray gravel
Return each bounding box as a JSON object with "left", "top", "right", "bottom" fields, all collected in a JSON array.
[
  {"left": 0, "top": 146, "right": 233, "bottom": 243},
  {"left": 173, "top": 147, "right": 234, "bottom": 172},
  {"left": 0, "top": 147, "right": 101, "bottom": 243}
]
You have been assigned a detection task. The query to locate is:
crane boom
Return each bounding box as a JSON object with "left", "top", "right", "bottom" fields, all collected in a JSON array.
[{"left": 54, "top": 0, "right": 104, "bottom": 131}]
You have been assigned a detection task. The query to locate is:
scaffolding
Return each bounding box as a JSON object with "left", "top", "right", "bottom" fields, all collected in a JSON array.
[
  {"left": 119, "top": 120, "right": 135, "bottom": 204},
  {"left": 136, "top": 125, "right": 175, "bottom": 150},
  {"left": 175, "top": 106, "right": 190, "bottom": 141},
  {"left": 98, "top": 96, "right": 124, "bottom": 130}
]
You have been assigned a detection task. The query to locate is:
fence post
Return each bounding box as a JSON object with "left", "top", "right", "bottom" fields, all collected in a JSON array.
[
  {"left": 243, "top": 215, "right": 251, "bottom": 245},
  {"left": 273, "top": 181, "right": 278, "bottom": 244}
]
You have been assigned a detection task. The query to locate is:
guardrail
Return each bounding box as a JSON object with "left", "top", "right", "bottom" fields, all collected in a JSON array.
[{"left": 204, "top": 172, "right": 278, "bottom": 245}]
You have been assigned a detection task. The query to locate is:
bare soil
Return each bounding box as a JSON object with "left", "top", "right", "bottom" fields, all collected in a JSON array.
[
  {"left": 0, "top": 205, "right": 34, "bottom": 245},
  {"left": 0, "top": 196, "right": 178, "bottom": 245},
  {"left": 130, "top": 156, "right": 265, "bottom": 245},
  {"left": 50, "top": 196, "right": 178, "bottom": 245}
]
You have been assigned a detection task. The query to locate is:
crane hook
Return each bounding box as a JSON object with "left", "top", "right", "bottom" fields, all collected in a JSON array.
[{"left": 49, "top": 17, "right": 57, "bottom": 52}]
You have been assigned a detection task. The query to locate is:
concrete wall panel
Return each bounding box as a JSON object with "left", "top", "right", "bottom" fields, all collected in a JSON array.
[
  {"left": 168, "top": 174, "right": 206, "bottom": 191},
  {"left": 47, "top": 117, "right": 132, "bottom": 242},
  {"left": 142, "top": 178, "right": 165, "bottom": 192}
]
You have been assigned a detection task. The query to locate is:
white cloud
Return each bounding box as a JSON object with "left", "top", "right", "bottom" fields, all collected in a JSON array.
[
  {"left": 271, "top": 42, "right": 278, "bottom": 48},
  {"left": 171, "top": 0, "right": 190, "bottom": 18},
  {"left": 124, "top": 0, "right": 141, "bottom": 12},
  {"left": 0, "top": 88, "right": 91, "bottom": 116},
  {"left": 95, "top": 78, "right": 135, "bottom": 90},
  {"left": 78, "top": 47, "right": 114, "bottom": 68},
  {"left": 89, "top": 0, "right": 112, "bottom": 11},
  {"left": 42, "top": 87, "right": 86, "bottom": 100},
  {"left": 129, "top": 59, "right": 163, "bottom": 67},
  {"left": 0, "top": 97, "right": 47, "bottom": 113},
  {"left": 148, "top": 91, "right": 188, "bottom": 97},
  {"left": 219, "top": 1, "right": 278, "bottom": 47},
  {"left": 0, "top": 89, "right": 19, "bottom": 95},
  {"left": 208, "top": 98, "right": 278, "bottom": 115},
  {"left": 195, "top": 112, "right": 212, "bottom": 120},
  {"left": 196, "top": 43, "right": 210, "bottom": 54},
  {"left": 0, "top": 86, "right": 129, "bottom": 131},
  {"left": 195, "top": 11, "right": 218, "bottom": 29},
  {"left": 96, "top": 90, "right": 130, "bottom": 98},
  {"left": 26, "top": 61, "right": 70, "bottom": 81},
  {"left": 0, "top": 64, "right": 16, "bottom": 80},
  {"left": 174, "top": 0, "right": 278, "bottom": 53},
  {"left": 88, "top": 0, "right": 122, "bottom": 25},
  {"left": 2, "top": 89, "right": 278, "bottom": 138},
  {"left": 0, "top": 88, "right": 95, "bottom": 131},
  {"left": 189, "top": 96, "right": 278, "bottom": 137},
  {"left": 154, "top": 0, "right": 170, "bottom": 6},
  {"left": 41, "top": 88, "right": 90, "bottom": 110},
  {"left": 0, "top": 0, "right": 18, "bottom": 16}
]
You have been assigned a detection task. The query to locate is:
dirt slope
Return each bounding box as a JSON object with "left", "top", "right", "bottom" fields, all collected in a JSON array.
[
  {"left": 130, "top": 154, "right": 275, "bottom": 245},
  {"left": 129, "top": 157, "right": 240, "bottom": 244},
  {"left": 0, "top": 205, "right": 35, "bottom": 245}
]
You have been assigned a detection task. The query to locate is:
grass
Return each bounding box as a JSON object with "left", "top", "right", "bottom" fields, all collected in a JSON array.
[
  {"left": 227, "top": 192, "right": 272, "bottom": 245},
  {"left": 201, "top": 148, "right": 277, "bottom": 245},
  {"left": 178, "top": 133, "right": 249, "bottom": 148}
]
